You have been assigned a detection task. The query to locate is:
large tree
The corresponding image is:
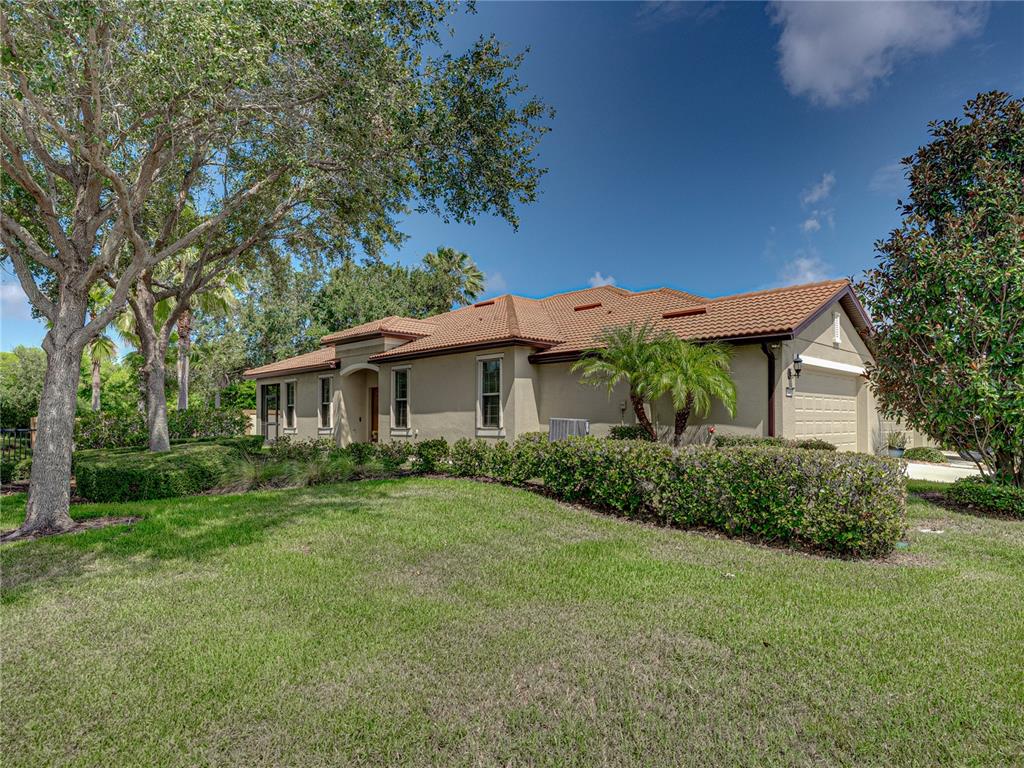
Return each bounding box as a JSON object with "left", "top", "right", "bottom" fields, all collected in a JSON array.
[
  {"left": 1, "top": 1, "right": 550, "bottom": 534},
  {"left": 859, "top": 91, "right": 1023, "bottom": 486}
]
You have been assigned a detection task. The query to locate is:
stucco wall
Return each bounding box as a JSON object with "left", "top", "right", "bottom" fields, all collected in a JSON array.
[{"left": 378, "top": 346, "right": 519, "bottom": 442}]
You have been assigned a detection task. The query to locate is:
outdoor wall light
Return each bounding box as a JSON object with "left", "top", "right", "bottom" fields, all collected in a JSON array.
[{"left": 793, "top": 354, "right": 803, "bottom": 378}]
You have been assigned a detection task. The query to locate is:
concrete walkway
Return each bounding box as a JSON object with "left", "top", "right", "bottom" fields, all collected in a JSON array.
[{"left": 904, "top": 453, "right": 982, "bottom": 483}]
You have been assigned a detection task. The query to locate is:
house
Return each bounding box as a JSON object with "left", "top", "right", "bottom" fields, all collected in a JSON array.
[{"left": 243, "top": 278, "right": 915, "bottom": 453}]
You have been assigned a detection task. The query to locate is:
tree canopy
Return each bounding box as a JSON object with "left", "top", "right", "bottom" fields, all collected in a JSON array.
[{"left": 859, "top": 91, "right": 1023, "bottom": 486}]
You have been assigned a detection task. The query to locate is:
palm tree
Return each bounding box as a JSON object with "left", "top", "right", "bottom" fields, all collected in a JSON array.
[
  {"left": 85, "top": 334, "right": 117, "bottom": 411},
  {"left": 654, "top": 337, "right": 737, "bottom": 447},
  {"left": 423, "top": 246, "right": 485, "bottom": 306},
  {"left": 571, "top": 322, "right": 663, "bottom": 440}
]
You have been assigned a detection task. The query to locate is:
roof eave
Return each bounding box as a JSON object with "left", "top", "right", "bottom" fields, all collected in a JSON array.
[
  {"left": 370, "top": 337, "right": 556, "bottom": 364},
  {"left": 243, "top": 360, "right": 338, "bottom": 380}
]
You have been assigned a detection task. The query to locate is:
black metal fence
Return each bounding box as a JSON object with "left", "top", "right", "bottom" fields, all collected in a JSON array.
[{"left": 0, "top": 428, "right": 34, "bottom": 464}]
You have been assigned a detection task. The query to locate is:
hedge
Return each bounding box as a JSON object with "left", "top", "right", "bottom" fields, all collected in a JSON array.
[
  {"left": 75, "top": 407, "right": 249, "bottom": 449},
  {"left": 74, "top": 442, "right": 247, "bottom": 502},
  {"left": 608, "top": 424, "right": 655, "bottom": 441},
  {"left": 946, "top": 477, "right": 1024, "bottom": 518},
  {"left": 443, "top": 435, "right": 904, "bottom": 557},
  {"left": 902, "top": 446, "right": 947, "bottom": 464},
  {"left": 714, "top": 434, "right": 837, "bottom": 451}
]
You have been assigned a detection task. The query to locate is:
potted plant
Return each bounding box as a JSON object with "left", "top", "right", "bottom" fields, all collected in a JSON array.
[{"left": 886, "top": 431, "right": 907, "bottom": 458}]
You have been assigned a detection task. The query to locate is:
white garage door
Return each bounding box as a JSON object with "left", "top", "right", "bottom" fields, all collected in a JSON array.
[{"left": 793, "top": 371, "right": 859, "bottom": 451}]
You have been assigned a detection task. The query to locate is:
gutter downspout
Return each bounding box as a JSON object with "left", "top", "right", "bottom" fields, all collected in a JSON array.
[{"left": 761, "top": 343, "right": 776, "bottom": 438}]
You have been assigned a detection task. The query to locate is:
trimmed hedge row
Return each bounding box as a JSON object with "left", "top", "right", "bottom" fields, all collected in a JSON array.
[
  {"left": 75, "top": 407, "right": 250, "bottom": 449},
  {"left": 74, "top": 442, "right": 248, "bottom": 502},
  {"left": 713, "top": 434, "right": 837, "bottom": 451},
  {"left": 947, "top": 477, "right": 1024, "bottom": 518},
  {"left": 442, "top": 435, "right": 904, "bottom": 557}
]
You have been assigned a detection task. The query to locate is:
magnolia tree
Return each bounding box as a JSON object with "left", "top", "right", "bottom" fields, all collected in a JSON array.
[
  {"left": 0, "top": 1, "right": 550, "bottom": 534},
  {"left": 859, "top": 92, "right": 1023, "bottom": 486}
]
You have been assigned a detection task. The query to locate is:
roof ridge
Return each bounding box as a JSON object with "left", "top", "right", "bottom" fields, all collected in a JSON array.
[
  {"left": 506, "top": 295, "right": 522, "bottom": 338},
  {"left": 710, "top": 278, "right": 849, "bottom": 303}
]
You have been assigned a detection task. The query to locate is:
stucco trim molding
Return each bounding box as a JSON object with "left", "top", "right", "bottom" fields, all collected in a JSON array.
[
  {"left": 339, "top": 362, "right": 380, "bottom": 377},
  {"left": 800, "top": 356, "right": 866, "bottom": 376}
]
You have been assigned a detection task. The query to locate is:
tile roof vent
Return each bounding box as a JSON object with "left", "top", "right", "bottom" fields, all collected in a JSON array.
[
  {"left": 473, "top": 299, "right": 495, "bottom": 307},
  {"left": 573, "top": 302, "right": 601, "bottom": 311},
  {"left": 662, "top": 306, "right": 707, "bottom": 319}
]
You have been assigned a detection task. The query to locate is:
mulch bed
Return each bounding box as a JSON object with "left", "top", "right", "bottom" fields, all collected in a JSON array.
[
  {"left": 912, "top": 491, "right": 1020, "bottom": 521},
  {"left": 0, "top": 516, "right": 140, "bottom": 544}
]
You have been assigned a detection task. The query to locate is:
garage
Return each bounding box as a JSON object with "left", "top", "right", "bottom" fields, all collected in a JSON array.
[{"left": 792, "top": 370, "right": 860, "bottom": 451}]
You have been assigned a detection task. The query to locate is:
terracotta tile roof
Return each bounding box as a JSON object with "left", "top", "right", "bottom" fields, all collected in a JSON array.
[
  {"left": 320, "top": 315, "right": 436, "bottom": 345},
  {"left": 246, "top": 278, "right": 862, "bottom": 375},
  {"left": 243, "top": 346, "right": 335, "bottom": 379}
]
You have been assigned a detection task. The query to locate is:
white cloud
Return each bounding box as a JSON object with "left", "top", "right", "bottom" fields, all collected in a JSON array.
[
  {"left": 779, "top": 251, "right": 834, "bottom": 285},
  {"left": 869, "top": 161, "right": 908, "bottom": 196},
  {"left": 588, "top": 271, "right": 616, "bottom": 288},
  {"left": 770, "top": 2, "right": 987, "bottom": 106},
  {"left": 800, "top": 172, "right": 835, "bottom": 207},
  {"left": 801, "top": 217, "right": 821, "bottom": 233},
  {"left": 0, "top": 280, "right": 33, "bottom": 321}
]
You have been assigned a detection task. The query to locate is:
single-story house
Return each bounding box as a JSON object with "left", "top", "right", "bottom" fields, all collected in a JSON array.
[{"left": 244, "top": 278, "right": 927, "bottom": 453}]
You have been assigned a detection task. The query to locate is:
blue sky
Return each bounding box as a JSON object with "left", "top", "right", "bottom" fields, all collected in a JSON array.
[{"left": 2, "top": 1, "right": 1021, "bottom": 350}]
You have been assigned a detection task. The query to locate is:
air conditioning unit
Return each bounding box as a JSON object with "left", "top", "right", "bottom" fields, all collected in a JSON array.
[{"left": 548, "top": 418, "right": 590, "bottom": 442}]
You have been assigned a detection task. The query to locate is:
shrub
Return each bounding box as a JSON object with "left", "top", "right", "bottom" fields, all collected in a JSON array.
[
  {"left": 13, "top": 455, "right": 31, "bottom": 481},
  {"left": 74, "top": 443, "right": 246, "bottom": 502},
  {"left": 522, "top": 437, "right": 904, "bottom": 557},
  {"left": 946, "top": 478, "right": 1024, "bottom": 518},
  {"left": 267, "top": 436, "right": 334, "bottom": 463},
  {"left": 902, "top": 446, "right": 947, "bottom": 463},
  {"left": 168, "top": 407, "right": 248, "bottom": 441},
  {"left": 714, "top": 434, "right": 835, "bottom": 451},
  {"left": 375, "top": 441, "right": 414, "bottom": 472},
  {"left": 714, "top": 434, "right": 786, "bottom": 448},
  {"left": 449, "top": 438, "right": 492, "bottom": 477},
  {"left": 75, "top": 408, "right": 249, "bottom": 449},
  {"left": 75, "top": 410, "right": 147, "bottom": 449},
  {"left": 413, "top": 438, "right": 449, "bottom": 473},
  {"left": 346, "top": 442, "right": 375, "bottom": 465},
  {"left": 539, "top": 437, "right": 674, "bottom": 515},
  {"left": 0, "top": 455, "right": 18, "bottom": 484},
  {"left": 213, "top": 435, "right": 265, "bottom": 456},
  {"left": 792, "top": 438, "right": 837, "bottom": 451},
  {"left": 608, "top": 424, "right": 655, "bottom": 441}
]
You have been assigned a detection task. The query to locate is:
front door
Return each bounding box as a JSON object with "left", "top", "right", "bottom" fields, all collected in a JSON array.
[
  {"left": 370, "top": 387, "right": 379, "bottom": 442},
  {"left": 262, "top": 383, "right": 281, "bottom": 440}
]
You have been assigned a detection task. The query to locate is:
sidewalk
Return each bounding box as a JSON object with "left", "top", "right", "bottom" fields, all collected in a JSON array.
[{"left": 904, "top": 453, "right": 982, "bottom": 483}]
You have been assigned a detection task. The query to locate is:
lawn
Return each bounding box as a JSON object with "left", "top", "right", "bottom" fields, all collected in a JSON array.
[{"left": 2, "top": 478, "right": 1022, "bottom": 767}]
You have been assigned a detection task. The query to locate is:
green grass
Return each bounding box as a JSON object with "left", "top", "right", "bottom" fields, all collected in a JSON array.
[{"left": 1, "top": 479, "right": 1022, "bottom": 767}]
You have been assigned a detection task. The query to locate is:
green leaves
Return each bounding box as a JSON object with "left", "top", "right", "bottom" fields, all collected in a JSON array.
[{"left": 859, "top": 92, "right": 1024, "bottom": 486}]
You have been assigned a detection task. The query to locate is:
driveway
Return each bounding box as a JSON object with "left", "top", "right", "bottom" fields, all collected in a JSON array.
[{"left": 904, "top": 454, "right": 982, "bottom": 483}]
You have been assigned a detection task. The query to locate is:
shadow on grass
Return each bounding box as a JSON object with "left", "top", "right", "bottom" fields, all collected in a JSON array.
[{"left": 0, "top": 481, "right": 399, "bottom": 601}]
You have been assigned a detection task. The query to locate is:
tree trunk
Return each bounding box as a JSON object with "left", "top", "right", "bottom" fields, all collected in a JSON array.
[
  {"left": 91, "top": 357, "right": 102, "bottom": 411},
  {"left": 176, "top": 307, "right": 191, "bottom": 410},
  {"left": 672, "top": 393, "right": 694, "bottom": 448},
  {"left": 133, "top": 280, "right": 171, "bottom": 452},
  {"left": 630, "top": 391, "right": 657, "bottom": 441},
  {"left": 21, "top": 307, "right": 88, "bottom": 535}
]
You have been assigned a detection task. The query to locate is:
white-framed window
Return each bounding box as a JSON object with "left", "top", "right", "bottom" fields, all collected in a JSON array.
[
  {"left": 833, "top": 312, "right": 842, "bottom": 346},
  {"left": 392, "top": 367, "right": 410, "bottom": 430},
  {"left": 318, "top": 375, "right": 333, "bottom": 429},
  {"left": 285, "top": 381, "right": 296, "bottom": 429},
  {"left": 478, "top": 355, "right": 502, "bottom": 431}
]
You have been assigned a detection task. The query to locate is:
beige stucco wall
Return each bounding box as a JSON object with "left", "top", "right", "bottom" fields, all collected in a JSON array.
[{"left": 378, "top": 346, "right": 520, "bottom": 442}]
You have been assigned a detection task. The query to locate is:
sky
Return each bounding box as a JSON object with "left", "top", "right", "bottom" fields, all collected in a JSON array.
[{"left": 2, "top": 0, "right": 1022, "bottom": 350}]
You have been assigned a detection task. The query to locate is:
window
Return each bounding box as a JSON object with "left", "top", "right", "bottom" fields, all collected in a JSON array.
[
  {"left": 393, "top": 368, "right": 409, "bottom": 429},
  {"left": 284, "top": 382, "right": 296, "bottom": 429},
  {"left": 319, "top": 376, "right": 332, "bottom": 429},
  {"left": 480, "top": 358, "right": 501, "bottom": 429}
]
